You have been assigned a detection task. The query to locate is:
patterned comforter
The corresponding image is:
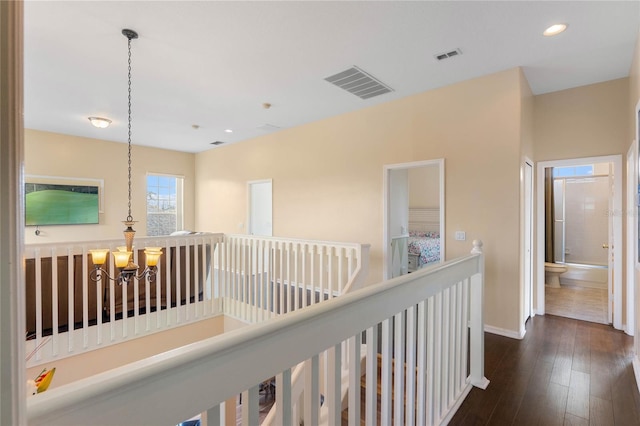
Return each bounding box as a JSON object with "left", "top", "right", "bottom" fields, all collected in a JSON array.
[{"left": 408, "top": 231, "right": 441, "bottom": 267}]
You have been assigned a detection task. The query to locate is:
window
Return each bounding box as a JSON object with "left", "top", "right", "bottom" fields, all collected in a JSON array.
[
  {"left": 146, "top": 174, "right": 183, "bottom": 236},
  {"left": 553, "top": 165, "right": 594, "bottom": 177}
]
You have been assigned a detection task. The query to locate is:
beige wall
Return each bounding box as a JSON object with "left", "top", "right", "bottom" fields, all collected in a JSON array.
[
  {"left": 196, "top": 68, "right": 525, "bottom": 334},
  {"left": 24, "top": 129, "right": 196, "bottom": 244},
  {"left": 408, "top": 166, "right": 439, "bottom": 208},
  {"left": 533, "top": 78, "right": 630, "bottom": 162}
]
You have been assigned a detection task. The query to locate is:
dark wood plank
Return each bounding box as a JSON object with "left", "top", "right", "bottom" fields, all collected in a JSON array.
[
  {"left": 572, "top": 323, "right": 591, "bottom": 374},
  {"left": 511, "top": 360, "right": 554, "bottom": 425},
  {"left": 589, "top": 395, "right": 614, "bottom": 426},
  {"left": 563, "top": 413, "right": 589, "bottom": 426},
  {"left": 566, "top": 370, "right": 590, "bottom": 419},
  {"left": 537, "top": 382, "right": 568, "bottom": 426}
]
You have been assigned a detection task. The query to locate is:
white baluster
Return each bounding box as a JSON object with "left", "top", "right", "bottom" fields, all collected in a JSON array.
[
  {"left": 426, "top": 295, "right": 435, "bottom": 425},
  {"left": 442, "top": 287, "right": 450, "bottom": 410},
  {"left": 433, "top": 292, "right": 442, "bottom": 421},
  {"left": 275, "top": 368, "right": 292, "bottom": 426},
  {"left": 416, "top": 299, "right": 427, "bottom": 426},
  {"left": 304, "top": 355, "right": 320, "bottom": 426},
  {"left": 406, "top": 305, "right": 416, "bottom": 426},
  {"left": 365, "top": 325, "right": 378, "bottom": 426},
  {"left": 241, "top": 385, "right": 259, "bottom": 426},
  {"left": 348, "top": 333, "right": 362, "bottom": 425},
  {"left": 393, "top": 312, "right": 405, "bottom": 426},
  {"left": 51, "top": 247, "right": 59, "bottom": 355},
  {"left": 380, "top": 318, "right": 392, "bottom": 425},
  {"left": 327, "top": 343, "right": 342, "bottom": 425}
]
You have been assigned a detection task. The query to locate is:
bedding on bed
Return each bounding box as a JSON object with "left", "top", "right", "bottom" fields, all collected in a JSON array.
[{"left": 408, "top": 231, "right": 441, "bottom": 267}]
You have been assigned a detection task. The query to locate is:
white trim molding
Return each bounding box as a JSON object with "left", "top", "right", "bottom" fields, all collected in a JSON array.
[
  {"left": 484, "top": 325, "right": 526, "bottom": 340},
  {"left": 382, "top": 159, "right": 445, "bottom": 280}
]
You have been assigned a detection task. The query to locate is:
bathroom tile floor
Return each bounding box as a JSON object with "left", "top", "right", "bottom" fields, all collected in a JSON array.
[{"left": 545, "top": 284, "right": 608, "bottom": 324}]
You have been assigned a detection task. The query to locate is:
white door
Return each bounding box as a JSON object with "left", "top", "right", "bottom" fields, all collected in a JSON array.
[
  {"left": 523, "top": 161, "right": 533, "bottom": 325},
  {"left": 248, "top": 180, "right": 272, "bottom": 236}
]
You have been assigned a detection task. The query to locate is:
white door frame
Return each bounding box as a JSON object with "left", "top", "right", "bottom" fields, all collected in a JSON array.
[
  {"left": 535, "top": 155, "right": 623, "bottom": 330},
  {"left": 383, "top": 159, "right": 445, "bottom": 280},
  {"left": 626, "top": 141, "right": 636, "bottom": 336},
  {"left": 521, "top": 158, "right": 534, "bottom": 336},
  {"left": 247, "top": 179, "right": 273, "bottom": 236}
]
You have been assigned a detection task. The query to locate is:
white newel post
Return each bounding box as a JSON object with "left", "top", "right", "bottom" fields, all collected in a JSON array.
[{"left": 469, "top": 240, "right": 490, "bottom": 389}]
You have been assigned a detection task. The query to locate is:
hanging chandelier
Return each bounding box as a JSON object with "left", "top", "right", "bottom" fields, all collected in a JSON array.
[{"left": 89, "top": 29, "right": 162, "bottom": 285}]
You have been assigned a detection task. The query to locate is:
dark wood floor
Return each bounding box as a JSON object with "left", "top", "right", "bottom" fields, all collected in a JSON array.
[{"left": 451, "top": 314, "right": 640, "bottom": 425}]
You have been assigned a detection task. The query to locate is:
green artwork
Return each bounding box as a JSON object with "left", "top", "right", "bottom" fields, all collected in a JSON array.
[{"left": 25, "top": 183, "right": 99, "bottom": 226}]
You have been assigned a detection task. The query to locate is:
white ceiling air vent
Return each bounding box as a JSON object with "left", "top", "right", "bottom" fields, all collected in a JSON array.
[
  {"left": 210, "top": 141, "right": 224, "bottom": 146},
  {"left": 325, "top": 66, "right": 393, "bottom": 100},
  {"left": 435, "top": 48, "right": 462, "bottom": 61}
]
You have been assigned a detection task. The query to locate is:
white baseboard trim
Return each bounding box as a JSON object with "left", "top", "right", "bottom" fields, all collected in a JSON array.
[
  {"left": 633, "top": 356, "right": 640, "bottom": 394},
  {"left": 484, "top": 325, "right": 525, "bottom": 340}
]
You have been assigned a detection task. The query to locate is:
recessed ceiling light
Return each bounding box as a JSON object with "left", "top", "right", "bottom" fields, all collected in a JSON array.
[
  {"left": 543, "top": 23, "right": 568, "bottom": 37},
  {"left": 88, "top": 117, "right": 112, "bottom": 128},
  {"left": 224, "top": 129, "right": 233, "bottom": 133}
]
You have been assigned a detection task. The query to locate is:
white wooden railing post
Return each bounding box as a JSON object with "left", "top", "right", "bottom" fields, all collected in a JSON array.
[{"left": 469, "top": 240, "right": 490, "bottom": 389}]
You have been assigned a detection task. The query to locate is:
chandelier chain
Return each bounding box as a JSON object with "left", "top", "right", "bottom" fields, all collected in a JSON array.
[{"left": 126, "top": 36, "right": 133, "bottom": 222}]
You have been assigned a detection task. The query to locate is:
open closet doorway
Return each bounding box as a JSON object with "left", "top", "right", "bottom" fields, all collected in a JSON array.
[
  {"left": 536, "top": 155, "right": 622, "bottom": 329},
  {"left": 248, "top": 179, "right": 272, "bottom": 236},
  {"left": 383, "top": 159, "right": 445, "bottom": 280}
]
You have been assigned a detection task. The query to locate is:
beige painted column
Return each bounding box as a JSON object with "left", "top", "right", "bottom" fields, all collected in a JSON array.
[{"left": 0, "top": 0, "right": 25, "bottom": 424}]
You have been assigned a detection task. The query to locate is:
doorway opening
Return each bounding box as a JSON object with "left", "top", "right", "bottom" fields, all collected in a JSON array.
[
  {"left": 248, "top": 179, "right": 273, "bottom": 237},
  {"left": 536, "top": 155, "right": 622, "bottom": 328},
  {"left": 383, "top": 159, "right": 445, "bottom": 280}
]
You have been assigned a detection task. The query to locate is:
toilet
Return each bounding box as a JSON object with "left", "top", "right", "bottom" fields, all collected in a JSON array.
[{"left": 544, "top": 262, "right": 568, "bottom": 288}]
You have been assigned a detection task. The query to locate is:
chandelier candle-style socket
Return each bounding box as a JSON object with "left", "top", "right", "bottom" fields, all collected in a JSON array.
[{"left": 88, "top": 28, "right": 162, "bottom": 286}]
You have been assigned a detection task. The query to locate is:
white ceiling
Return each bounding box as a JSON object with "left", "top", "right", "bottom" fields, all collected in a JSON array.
[{"left": 24, "top": 1, "right": 640, "bottom": 154}]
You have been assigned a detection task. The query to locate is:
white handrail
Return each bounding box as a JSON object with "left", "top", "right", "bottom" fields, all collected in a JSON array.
[
  {"left": 26, "top": 241, "right": 487, "bottom": 426},
  {"left": 24, "top": 233, "right": 369, "bottom": 368}
]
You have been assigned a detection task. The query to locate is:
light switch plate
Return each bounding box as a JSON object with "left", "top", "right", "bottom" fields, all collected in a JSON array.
[{"left": 455, "top": 231, "right": 466, "bottom": 241}]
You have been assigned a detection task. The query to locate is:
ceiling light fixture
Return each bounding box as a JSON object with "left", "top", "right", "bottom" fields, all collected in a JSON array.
[
  {"left": 224, "top": 129, "right": 233, "bottom": 133},
  {"left": 543, "top": 23, "right": 568, "bottom": 36},
  {"left": 88, "top": 117, "right": 112, "bottom": 128},
  {"left": 89, "top": 29, "right": 161, "bottom": 285}
]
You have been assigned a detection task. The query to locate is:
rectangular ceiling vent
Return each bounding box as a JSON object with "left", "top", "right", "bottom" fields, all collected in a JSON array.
[
  {"left": 325, "top": 66, "right": 393, "bottom": 100},
  {"left": 435, "top": 48, "right": 462, "bottom": 61},
  {"left": 210, "top": 141, "right": 224, "bottom": 146}
]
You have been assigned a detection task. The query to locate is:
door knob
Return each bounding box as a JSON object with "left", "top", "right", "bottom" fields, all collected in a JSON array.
[{"left": 602, "top": 243, "right": 609, "bottom": 249}]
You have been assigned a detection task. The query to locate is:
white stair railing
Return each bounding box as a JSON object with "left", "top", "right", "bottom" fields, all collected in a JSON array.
[
  {"left": 26, "top": 241, "right": 488, "bottom": 426},
  {"left": 24, "top": 233, "right": 224, "bottom": 368},
  {"left": 216, "top": 235, "right": 370, "bottom": 323},
  {"left": 24, "top": 233, "right": 369, "bottom": 368}
]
